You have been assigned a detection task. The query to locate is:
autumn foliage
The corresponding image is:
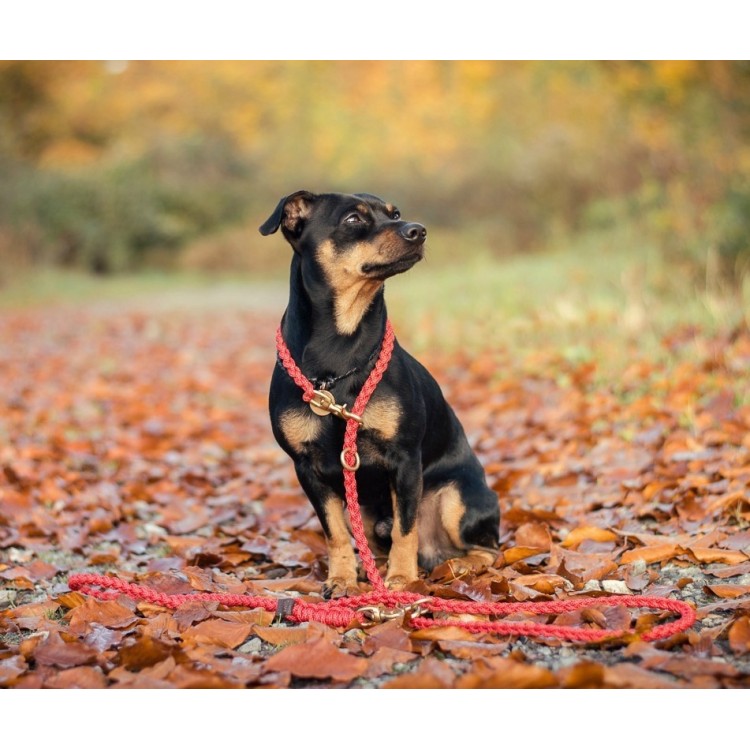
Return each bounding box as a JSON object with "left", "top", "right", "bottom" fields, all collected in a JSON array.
[
  {"left": 1, "top": 299, "right": 749, "bottom": 688},
  {"left": 1, "top": 61, "right": 749, "bottom": 278}
]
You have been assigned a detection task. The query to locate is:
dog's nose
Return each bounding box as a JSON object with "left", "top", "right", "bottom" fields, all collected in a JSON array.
[{"left": 399, "top": 223, "right": 427, "bottom": 243}]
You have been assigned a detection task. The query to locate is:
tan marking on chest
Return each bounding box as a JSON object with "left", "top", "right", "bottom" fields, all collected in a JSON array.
[
  {"left": 279, "top": 408, "right": 322, "bottom": 452},
  {"left": 316, "top": 239, "right": 384, "bottom": 335},
  {"left": 362, "top": 396, "right": 401, "bottom": 440}
]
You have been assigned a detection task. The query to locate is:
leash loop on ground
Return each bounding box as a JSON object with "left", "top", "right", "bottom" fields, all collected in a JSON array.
[{"left": 67, "top": 321, "right": 697, "bottom": 643}]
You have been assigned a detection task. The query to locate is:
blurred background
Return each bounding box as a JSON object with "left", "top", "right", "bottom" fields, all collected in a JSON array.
[{"left": 1, "top": 61, "right": 748, "bottom": 361}]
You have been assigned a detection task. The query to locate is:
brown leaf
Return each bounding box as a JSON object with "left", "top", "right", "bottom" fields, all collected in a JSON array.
[
  {"left": 512, "top": 574, "right": 571, "bottom": 594},
  {"left": 620, "top": 543, "right": 683, "bottom": 564},
  {"left": 602, "top": 663, "right": 677, "bottom": 688},
  {"left": 708, "top": 562, "right": 750, "bottom": 579},
  {"left": 83, "top": 623, "right": 127, "bottom": 651},
  {"left": 181, "top": 619, "right": 255, "bottom": 649},
  {"left": 502, "top": 546, "right": 547, "bottom": 564},
  {"left": 456, "top": 657, "right": 558, "bottom": 688},
  {"left": 118, "top": 635, "right": 177, "bottom": 670},
  {"left": 263, "top": 630, "right": 367, "bottom": 682},
  {"left": 169, "top": 664, "right": 243, "bottom": 689},
  {"left": 32, "top": 632, "right": 98, "bottom": 668},
  {"left": 68, "top": 598, "right": 138, "bottom": 634},
  {"left": 383, "top": 657, "right": 455, "bottom": 688},
  {"left": 704, "top": 584, "right": 750, "bottom": 599},
  {"left": 252, "top": 625, "right": 310, "bottom": 647},
  {"left": 410, "top": 625, "right": 479, "bottom": 642},
  {"left": 688, "top": 547, "right": 749, "bottom": 565},
  {"left": 558, "top": 661, "right": 605, "bottom": 688},
  {"left": 44, "top": 666, "right": 108, "bottom": 689},
  {"left": 561, "top": 526, "right": 617, "bottom": 549},
  {"left": 436, "top": 640, "right": 509, "bottom": 660},
  {"left": 728, "top": 616, "right": 750, "bottom": 655},
  {"left": 0, "top": 655, "right": 28, "bottom": 687},
  {"left": 361, "top": 618, "right": 414, "bottom": 655},
  {"left": 514, "top": 522, "right": 552, "bottom": 550},
  {"left": 363, "top": 646, "right": 419, "bottom": 679},
  {"left": 553, "top": 547, "right": 618, "bottom": 582}
]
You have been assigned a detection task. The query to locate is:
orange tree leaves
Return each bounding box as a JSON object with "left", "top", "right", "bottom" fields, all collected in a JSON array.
[{"left": 1, "top": 305, "right": 750, "bottom": 688}]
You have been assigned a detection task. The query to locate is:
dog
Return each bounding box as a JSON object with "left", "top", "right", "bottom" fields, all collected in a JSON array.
[{"left": 260, "top": 191, "right": 499, "bottom": 597}]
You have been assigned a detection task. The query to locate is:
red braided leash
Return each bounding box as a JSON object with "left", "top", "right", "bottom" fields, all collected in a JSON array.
[{"left": 68, "top": 320, "right": 696, "bottom": 642}]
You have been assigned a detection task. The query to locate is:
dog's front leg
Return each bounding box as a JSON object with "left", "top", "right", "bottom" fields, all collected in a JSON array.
[
  {"left": 294, "top": 461, "right": 358, "bottom": 598},
  {"left": 386, "top": 456, "right": 422, "bottom": 590}
]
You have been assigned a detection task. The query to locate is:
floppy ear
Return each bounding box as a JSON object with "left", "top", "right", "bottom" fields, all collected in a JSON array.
[{"left": 259, "top": 190, "right": 317, "bottom": 239}]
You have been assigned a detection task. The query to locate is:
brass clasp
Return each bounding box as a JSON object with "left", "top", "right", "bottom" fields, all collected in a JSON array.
[
  {"left": 357, "top": 598, "right": 432, "bottom": 626},
  {"left": 309, "top": 389, "right": 363, "bottom": 424}
]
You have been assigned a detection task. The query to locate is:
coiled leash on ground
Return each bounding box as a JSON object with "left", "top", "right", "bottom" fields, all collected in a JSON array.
[{"left": 69, "top": 320, "right": 696, "bottom": 642}]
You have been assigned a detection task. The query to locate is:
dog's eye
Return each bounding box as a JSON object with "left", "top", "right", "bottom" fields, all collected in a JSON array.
[
  {"left": 392, "top": 210, "right": 401, "bottom": 220},
  {"left": 344, "top": 213, "right": 363, "bottom": 224}
]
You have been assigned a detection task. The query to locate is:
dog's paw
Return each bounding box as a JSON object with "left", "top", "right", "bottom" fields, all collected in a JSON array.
[
  {"left": 321, "top": 577, "right": 359, "bottom": 599},
  {"left": 384, "top": 574, "right": 417, "bottom": 592}
]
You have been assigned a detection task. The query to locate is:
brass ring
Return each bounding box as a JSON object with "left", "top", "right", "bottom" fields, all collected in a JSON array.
[{"left": 340, "top": 449, "right": 361, "bottom": 472}]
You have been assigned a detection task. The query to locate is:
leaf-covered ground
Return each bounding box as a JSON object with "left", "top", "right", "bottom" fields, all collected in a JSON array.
[{"left": 1, "top": 293, "right": 749, "bottom": 688}]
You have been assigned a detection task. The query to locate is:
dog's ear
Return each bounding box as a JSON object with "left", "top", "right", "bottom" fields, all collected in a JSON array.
[{"left": 259, "top": 191, "right": 317, "bottom": 240}]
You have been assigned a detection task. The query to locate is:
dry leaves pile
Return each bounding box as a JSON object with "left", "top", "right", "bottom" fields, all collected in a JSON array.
[{"left": 1, "top": 302, "right": 749, "bottom": 688}]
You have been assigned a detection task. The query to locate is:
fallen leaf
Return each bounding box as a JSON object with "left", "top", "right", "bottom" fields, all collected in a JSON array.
[
  {"left": 728, "top": 616, "right": 750, "bottom": 655},
  {"left": 32, "top": 632, "right": 98, "bottom": 668},
  {"left": 514, "top": 522, "right": 552, "bottom": 550},
  {"left": 436, "top": 640, "right": 509, "bottom": 660},
  {"left": 383, "top": 657, "right": 455, "bottom": 688},
  {"left": 561, "top": 526, "right": 617, "bottom": 549},
  {"left": 252, "top": 625, "right": 309, "bottom": 647},
  {"left": 558, "top": 661, "right": 605, "bottom": 688},
  {"left": 0, "top": 655, "right": 27, "bottom": 687},
  {"left": 456, "top": 656, "right": 558, "bottom": 688},
  {"left": 68, "top": 598, "right": 138, "bottom": 634},
  {"left": 502, "top": 546, "right": 548, "bottom": 564},
  {"left": 44, "top": 666, "right": 108, "bottom": 689},
  {"left": 620, "top": 544, "right": 683, "bottom": 564},
  {"left": 263, "top": 630, "right": 367, "bottom": 682},
  {"left": 602, "top": 663, "right": 678, "bottom": 688},
  {"left": 181, "top": 619, "right": 255, "bottom": 649},
  {"left": 704, "top": 584, "right": 750, "bottom": 599},
  {"left": 688, "top": 547, "right": 748, "bottom": 565},
  {"left": 363, "top": 646, "right": 419, "bottom": 678}
]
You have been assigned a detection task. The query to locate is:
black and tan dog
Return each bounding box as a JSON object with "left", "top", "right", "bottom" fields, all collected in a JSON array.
[{"left": 260, "top": 191, "right": 499, "bottom": 597}]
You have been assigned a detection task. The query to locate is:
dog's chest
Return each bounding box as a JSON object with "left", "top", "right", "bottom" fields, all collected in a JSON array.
[{"left": 278, "top": 394, "right": 402, "bottom": 463}]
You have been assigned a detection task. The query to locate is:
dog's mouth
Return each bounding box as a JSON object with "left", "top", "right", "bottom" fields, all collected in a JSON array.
[{"left": 360, "top": 249, "right": 424, "bottom": 279}]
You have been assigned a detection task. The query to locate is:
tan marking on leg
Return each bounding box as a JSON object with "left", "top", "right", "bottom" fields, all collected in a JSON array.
[
  {"left": 279, "top": 408, "right": 321, "bottom": 453},
  {"left": 439, "top": 483, "right": 496, "bottom": 574},
  {"left": 440, "top": 484, "right": 465, "bottom": 550},
  {"left": 362, "top": 396, "right": 401, "bottom": 440},
  {"left": 322, "top": 496, "right": 358, "bottom": 598},
  {"left": 385, "top": 489, "right": 419, "bottom": 590}
]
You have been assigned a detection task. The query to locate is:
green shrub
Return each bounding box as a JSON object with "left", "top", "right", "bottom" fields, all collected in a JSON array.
[{"left": 0, "top": 136, "right": 253, "bottom": 273}]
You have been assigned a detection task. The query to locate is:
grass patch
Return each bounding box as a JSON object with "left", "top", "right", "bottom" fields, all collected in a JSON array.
[{"left": 2, "top": 226, "right": 748, "bottom": 380}]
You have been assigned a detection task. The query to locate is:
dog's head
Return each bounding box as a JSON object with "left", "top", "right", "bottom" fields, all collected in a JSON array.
[
  {"left": 260, "top": 191, "right": 427, "bottom": 334},
  {"left": 260, "top": 190, "right": 426, "bottom": 279}
]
